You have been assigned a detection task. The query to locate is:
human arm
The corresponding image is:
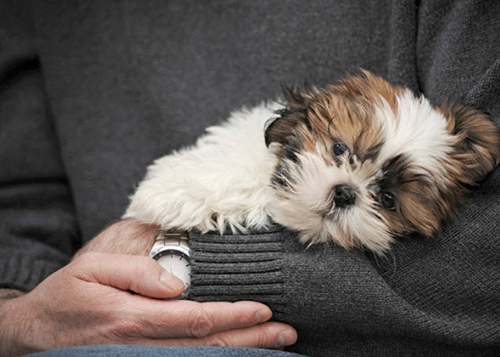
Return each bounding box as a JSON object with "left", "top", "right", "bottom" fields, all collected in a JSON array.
[
  {"left": 187, "top": 3, "right": 500, "bottom": 354},
  {"left": 189, "top": 3, "right": 500, "bottom": 355},
  {"left": 0, "top": 219, "right": 297, "bottom": 356},
  {"left": 189, "top": 216, "right": 500, "bottom": 356},
  {"left": 0, "top": 3, "right": 297, "bottom": 351},
  {"left": 2, "top": 1, "right": 498, "bottom": 356},
  {"left": 0, "top": 253, "right": 296, "bottom": 356},
  {"left": 0, "top": 0, "right": 79, "bottom": 295}
]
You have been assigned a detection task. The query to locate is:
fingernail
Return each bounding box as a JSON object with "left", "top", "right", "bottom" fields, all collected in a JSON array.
[
  {"left": 254, "top": 309, "right": 271, "bottom": 324},
  {"left": 160, "top": 270, "right": 185, "bottom": 291},
  {"left": 276, "top": 330, "right": 296, "bottom": 347}
]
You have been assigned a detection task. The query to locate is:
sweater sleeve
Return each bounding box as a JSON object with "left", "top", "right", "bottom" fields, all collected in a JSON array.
[
  {"left": 0, "top": 1, "right": 79, "bottom": 292},
  {"left": 190, "top": 221, "right": 500, "bottom": 356},
  {"left": 190, "top": 2, "right": 500, "bottom": 356},
  {"left": 189, "top": 228, "right": 286, "bottom": 310}
]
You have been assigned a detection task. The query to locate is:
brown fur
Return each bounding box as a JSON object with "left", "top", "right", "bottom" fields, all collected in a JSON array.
[
  {"left": 440, "top": 102, "right": 500, "bottom": 183},
  {"left": 266, "top": 70, "right": 500, "bottom": 251}
]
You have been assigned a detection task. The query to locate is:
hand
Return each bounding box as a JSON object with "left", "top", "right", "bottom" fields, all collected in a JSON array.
[
  {"left": 1, "top": 220, "right": 298, "bottom": 354},
  {"left": 73, "top": 218, "right": 160, "bottom": 259},
  {"left": 0, "top": 251, "right": 297, "bottom": 356}
]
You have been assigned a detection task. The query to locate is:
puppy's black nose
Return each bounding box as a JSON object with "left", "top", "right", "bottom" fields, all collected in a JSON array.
[{"left": 333, "top": 184, "right": 356, "bottom": 208}]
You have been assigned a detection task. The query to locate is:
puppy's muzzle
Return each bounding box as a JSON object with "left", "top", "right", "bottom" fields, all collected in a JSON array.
[
  {"left": 324, "top": 184, "right": 357, "bottom": 216},
  {"left": 332, "top": 184, "right": 357, "bottom": 208}
]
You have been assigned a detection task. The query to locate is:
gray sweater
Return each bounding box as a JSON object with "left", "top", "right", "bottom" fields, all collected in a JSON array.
[{"left": 1, "top": 1, "right": 499, "bottom": 356}]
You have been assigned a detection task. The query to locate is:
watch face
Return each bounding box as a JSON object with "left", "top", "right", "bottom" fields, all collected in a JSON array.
[{"left": 154, "top": 250, "right": 191, "bottom": 297}]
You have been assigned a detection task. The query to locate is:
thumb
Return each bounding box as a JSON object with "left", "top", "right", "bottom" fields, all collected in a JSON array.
[{"left": 72, "top": 252, "right": 186, "bottom": 299}]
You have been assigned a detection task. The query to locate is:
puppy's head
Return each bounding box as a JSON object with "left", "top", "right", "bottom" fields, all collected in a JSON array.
[{"left": 265, "top": 70, "right": 500, "bottom": 254}]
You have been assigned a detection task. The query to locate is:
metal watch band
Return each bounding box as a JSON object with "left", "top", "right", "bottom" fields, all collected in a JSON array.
[
  {"left": 150, "top": 231, "right": 191, "bottom": 300},
  {"left": 154, "top": 231, "right": 190, "bottom": 249}
]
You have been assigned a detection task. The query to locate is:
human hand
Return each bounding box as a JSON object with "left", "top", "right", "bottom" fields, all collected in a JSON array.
[
  {"left": 0, "top": 252, "right": 297, "bottom": 356},
  {"left": 73, "top": 218, "right": 160, "bottom": 259}
]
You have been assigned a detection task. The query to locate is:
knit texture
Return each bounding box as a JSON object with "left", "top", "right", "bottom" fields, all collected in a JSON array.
[
  {"left": 1, "top": 0, "right": 499, "bottom": 356},
  {"left": 190, "top": 228, "right": 286, "bottom": 312}
]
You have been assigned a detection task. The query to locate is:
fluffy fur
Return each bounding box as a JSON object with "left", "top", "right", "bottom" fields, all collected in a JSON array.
[
  {"left": 124, "top": 71, "right": 500, "bottom": 255},
  {"left": 124, "top": 103, "right": 279, "bottom": 234}
]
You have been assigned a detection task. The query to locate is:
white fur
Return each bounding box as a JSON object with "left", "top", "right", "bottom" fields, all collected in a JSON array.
[
  {"left": 270, "top": 150, "right": 393, "bottom": 252},
  {"left": 124, "top": 90, "right": 457, "bottom": 254},
  {"left": 124, "top": 103, "right": 280, "bottom": 233},
  {"left": 375, "top": 90, "right": 455, "bottom": 176}
]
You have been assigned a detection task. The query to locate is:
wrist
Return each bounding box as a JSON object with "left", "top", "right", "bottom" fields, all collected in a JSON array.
[
  {"left": 0, "top": 289, "right": 25, "bottom": 300},
  {"left": 150, "top": 230, "right": 191, "bottom": 299},
  {"left": 0, "top": 291, "right": 27, "bottom": 357},
  {"left": 0, "top": 289, "right": 25, "bottom": 311},
  {"left": 73, "top": 219, "right": 160, "bottom": 260}
]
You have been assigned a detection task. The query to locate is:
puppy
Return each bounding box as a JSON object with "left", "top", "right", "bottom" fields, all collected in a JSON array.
[{"left": 124, "top": 71, "right": 500, "bottom": 255}]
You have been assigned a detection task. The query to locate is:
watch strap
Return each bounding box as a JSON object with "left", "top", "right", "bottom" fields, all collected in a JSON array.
[
  {"left": 155, "top": 231, "right": 190, "bottom": 249},
  {"left": 150, "top": 231, "right": 191, "bottom": 300}
]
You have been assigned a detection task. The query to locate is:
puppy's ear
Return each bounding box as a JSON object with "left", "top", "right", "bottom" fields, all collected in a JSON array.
[
  {"left": 440, "top": 102, "right": 500, "bottom": 183},
  {"left": 265, "top": 85, "right": 314, "bottom": 147}
]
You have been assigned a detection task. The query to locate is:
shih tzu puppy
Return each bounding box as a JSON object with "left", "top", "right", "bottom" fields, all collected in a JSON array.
[{"left": 124, "top": 71, "right": 500, "bottom": 255}]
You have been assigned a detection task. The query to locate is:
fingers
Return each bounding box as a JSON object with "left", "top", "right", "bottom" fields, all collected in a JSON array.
[
  {"left": 137, "top": 301, "right": 273, "bottom": 339},
  {"left": 71, "top": 252, "right": 185, "bottom": 299},
  {"left": 68, "top": 252, "right": 299, "bottom": 350},
  {"left": 138, "top": 322, "right": 298, "bottom": 349},
  {"left": 196, "top": 322, "right": 298, "bottom": 349},
  {"left": 129, "top": 301, "right": 296, "bottom": 348}
]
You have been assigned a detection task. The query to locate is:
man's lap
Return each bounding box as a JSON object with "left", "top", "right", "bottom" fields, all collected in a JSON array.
[{"left": 26, "top": 345, "right": 305, "bottom": 357}]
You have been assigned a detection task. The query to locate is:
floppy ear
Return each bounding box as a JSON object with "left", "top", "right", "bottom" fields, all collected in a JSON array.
[
  {"left": 264, "top": 86, "right": 313, "bottom": 147},
  {"left": 439, "top": 102, "right": 500, "bottom": 183}
]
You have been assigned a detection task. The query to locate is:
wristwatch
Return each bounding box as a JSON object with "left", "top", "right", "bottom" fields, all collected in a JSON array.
[{"left": 149, "top": 231, "right": 191, "bottom": 299}]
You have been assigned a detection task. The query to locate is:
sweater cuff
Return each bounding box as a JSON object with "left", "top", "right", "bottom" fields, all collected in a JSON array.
[
  {"left": 0, "top": 247, "right": 69, "bottom": 292},
  {"left": 189, "top": 228, "right": 286, "bottom": 315}
]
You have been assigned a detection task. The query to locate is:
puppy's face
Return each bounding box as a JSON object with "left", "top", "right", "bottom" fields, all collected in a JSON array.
[{"left": 265, "top": 71, "right": 500, "bottom": 254}]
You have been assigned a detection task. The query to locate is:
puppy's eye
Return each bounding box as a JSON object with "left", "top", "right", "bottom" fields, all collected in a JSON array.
[
  {"left": 331, "top": 142, "right": 348, "bottom": 157},
  {"left": 380, "top": 192, "right": 396, "bottom": 210}
]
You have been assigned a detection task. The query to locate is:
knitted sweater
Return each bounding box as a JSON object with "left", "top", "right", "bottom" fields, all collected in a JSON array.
[{"left": 1, "top": 1, "right": 499, "bottom": 356}]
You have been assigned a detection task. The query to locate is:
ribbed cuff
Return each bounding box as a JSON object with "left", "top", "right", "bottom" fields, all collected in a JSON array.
[
  {"left": 0, "top": 248, "right": 69, "bottom": 292},
  {"left": 189, "top": 228, "right": 286, "bottom": 315}
]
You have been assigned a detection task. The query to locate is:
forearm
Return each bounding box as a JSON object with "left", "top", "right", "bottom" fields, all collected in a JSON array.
[
  {"left": 190, "top": 225, "right": 500, "bottom": 355},
  {"left": 0, "top": 0, "right": 82, "bottom": 293},
  {"left": 189, "top": 228, "right": 286, "bottom": 309},
  {"left": 0, "top": 289, "right": 25, "bottom": 310}
]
